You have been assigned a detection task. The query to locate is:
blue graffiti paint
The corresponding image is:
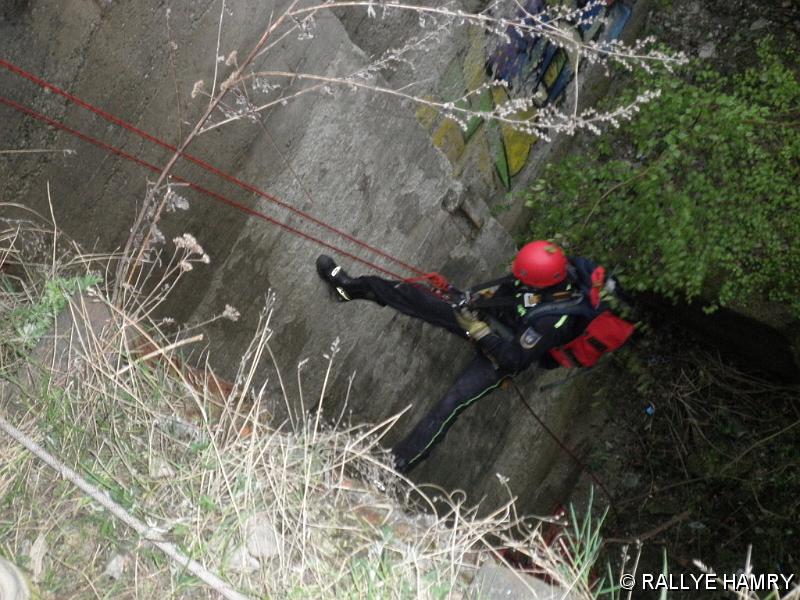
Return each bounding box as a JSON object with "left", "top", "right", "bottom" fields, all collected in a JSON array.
[
  {"left": 485, "top": 0, "right": 631, "bottom": 106},
  {"left": 605, "top": 2, "right": 632, "bottom": 41},
  {"left": 527, "top": 41, "right": 559, "bottom": 93},
  {"left": 546, "top": 63, "right": 573, "bottom": 104},
  {"left": 485, "top": 0, "right": 546, "bottom": 84},
  {"left": 577, "top": 0, "right": 606, "bottom": 34}
]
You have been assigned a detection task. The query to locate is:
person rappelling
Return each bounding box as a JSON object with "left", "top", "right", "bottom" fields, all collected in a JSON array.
[{"left": 315, "top": 240, "right": 635, "bottom": 474}]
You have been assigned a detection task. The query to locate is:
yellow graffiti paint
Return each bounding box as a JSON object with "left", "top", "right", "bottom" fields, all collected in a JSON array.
[
  {"left": 544, "top": 50, "right": 567, "bottom": 89},
  {"left": 415, "top": 99, "right": 440, "bottom": 132},
  {"left": 491, "top": 88, "right": 538, "bottom": 178},
  {"left": 502, "top": 120, "right": 537, "bottom": 176},
  {"left": 431, "top": 119, "right": 466, "bottom": 165}
]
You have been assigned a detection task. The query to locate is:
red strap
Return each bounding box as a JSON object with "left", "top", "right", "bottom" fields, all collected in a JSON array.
[
  {"left": 548, "top": 346, "right": 576, "bottom": 368},
  {"left": 402, "top": 272, "right": 452, "bottom": 298},
  {"left": 0, "top": 95, "right": 423, "bottom": 282},
  {"left": 0, "top": 59, "right": 435, "bottom": 281},
  {"left": 421, "top": 272, "right": 450, "bottom": 291},
  {"left": 590, "top": 265, "right": 606, "bottom": 308}
]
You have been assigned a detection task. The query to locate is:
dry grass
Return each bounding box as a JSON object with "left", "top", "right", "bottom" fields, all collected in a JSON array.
[
  {"left": 2, "top": 203, "right": 798, "bottom": 599},
  {"left": 0, "top": 209, "right": 625, "bottom": 599}
]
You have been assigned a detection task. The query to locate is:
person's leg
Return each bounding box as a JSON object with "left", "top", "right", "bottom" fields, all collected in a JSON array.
[
  {"left": 316, "top": 255, "right": 465, "bottom": 337},
  {"left": 392, "top": 354, "right": 507, "bottom": 472},
  {"left": 356, "top": 276, "right": 466, "bottom": 336}
]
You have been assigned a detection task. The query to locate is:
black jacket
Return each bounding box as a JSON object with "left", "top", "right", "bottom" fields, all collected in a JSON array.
[{"left": 473, "top": 257, "right": 598, "bottom": 373}]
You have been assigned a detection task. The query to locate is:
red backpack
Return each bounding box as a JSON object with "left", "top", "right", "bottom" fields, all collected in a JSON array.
[{"left": 549, "top": 309, "right": 635, "bottom": 368}]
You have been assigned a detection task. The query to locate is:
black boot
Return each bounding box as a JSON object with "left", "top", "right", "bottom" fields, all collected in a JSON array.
[{"left": 316, "top": 255, "right": 365, "bottom": 302}]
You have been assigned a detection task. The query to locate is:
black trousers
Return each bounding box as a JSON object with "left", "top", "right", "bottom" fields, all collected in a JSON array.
[{"left": 355, "top": 276, "right": 508, "bottom": 470}]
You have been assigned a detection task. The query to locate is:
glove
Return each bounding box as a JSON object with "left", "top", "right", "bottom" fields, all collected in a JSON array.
[{"left": 454, "top": 308, "right": 491, "bottom": 341}]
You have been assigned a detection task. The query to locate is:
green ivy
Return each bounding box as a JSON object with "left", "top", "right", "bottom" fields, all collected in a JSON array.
[{"left": 524, "top": 39, "right": 800, "bottom": 315}]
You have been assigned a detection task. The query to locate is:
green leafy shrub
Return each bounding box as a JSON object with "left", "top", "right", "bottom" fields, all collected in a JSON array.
[{"left": 525, "top": 39, "right": 800, "bottom": 315}]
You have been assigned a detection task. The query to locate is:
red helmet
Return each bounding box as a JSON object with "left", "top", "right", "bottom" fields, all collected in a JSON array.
[{"left": 512, "top": 240, "right": 568, "bottom": 288}]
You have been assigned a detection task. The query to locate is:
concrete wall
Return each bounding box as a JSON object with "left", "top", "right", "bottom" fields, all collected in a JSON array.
[
  {"left": 0, "top": 0, "right": 607, "bottom": 515},
  {"left": 335, "top": 0, "right": 651, "bottom": 236}
]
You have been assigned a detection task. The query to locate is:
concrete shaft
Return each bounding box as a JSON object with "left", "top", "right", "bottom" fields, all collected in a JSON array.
[{"left": 0, "top": 0, "right": 593, "bottom": 514}]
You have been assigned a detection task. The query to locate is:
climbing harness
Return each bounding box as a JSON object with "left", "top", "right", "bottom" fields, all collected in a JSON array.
[{"left": 453, "top": 261, "right": 636, "bottom": 367}]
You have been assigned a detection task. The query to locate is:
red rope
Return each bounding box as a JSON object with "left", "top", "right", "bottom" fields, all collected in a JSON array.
[
  {"left": 0, "top": 94, "right": 421, "bottom": 281},
  {"left": 0, "top": 59, "right": 447, "bottom": 288},
  {"left": 403, "top": 272, "right": 451, "bottom": 293}
]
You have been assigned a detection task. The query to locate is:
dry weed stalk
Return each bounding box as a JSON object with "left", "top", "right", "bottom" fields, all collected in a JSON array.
[
  {"left": 115, "top": 0, "right": 684, "bottom": 296},
  {"left": 215, "top": 0, "right": 681, "bottom": 138},
  {"left": 1, "top": 213, "right": 612, "bottom": 598},
  {"left": 6, "top": 199, "right": 800, "bottom": 598}
]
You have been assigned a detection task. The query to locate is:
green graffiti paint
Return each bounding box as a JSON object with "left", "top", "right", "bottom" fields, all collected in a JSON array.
[
  {"left": 464, "top": 88, "right": 493, "bottom": 141},
  {"left": 543, "top": 50, "right": 567, "bottom": 89}
]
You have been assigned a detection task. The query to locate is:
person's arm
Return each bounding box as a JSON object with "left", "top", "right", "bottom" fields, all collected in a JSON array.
[{"left": 475, "top": 314, "right": 568, "bottom": 372}]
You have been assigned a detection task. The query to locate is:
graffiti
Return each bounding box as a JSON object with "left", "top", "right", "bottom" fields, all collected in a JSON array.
[{"left": 417, "top": 1, "right": 632, "bottom": 190}]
